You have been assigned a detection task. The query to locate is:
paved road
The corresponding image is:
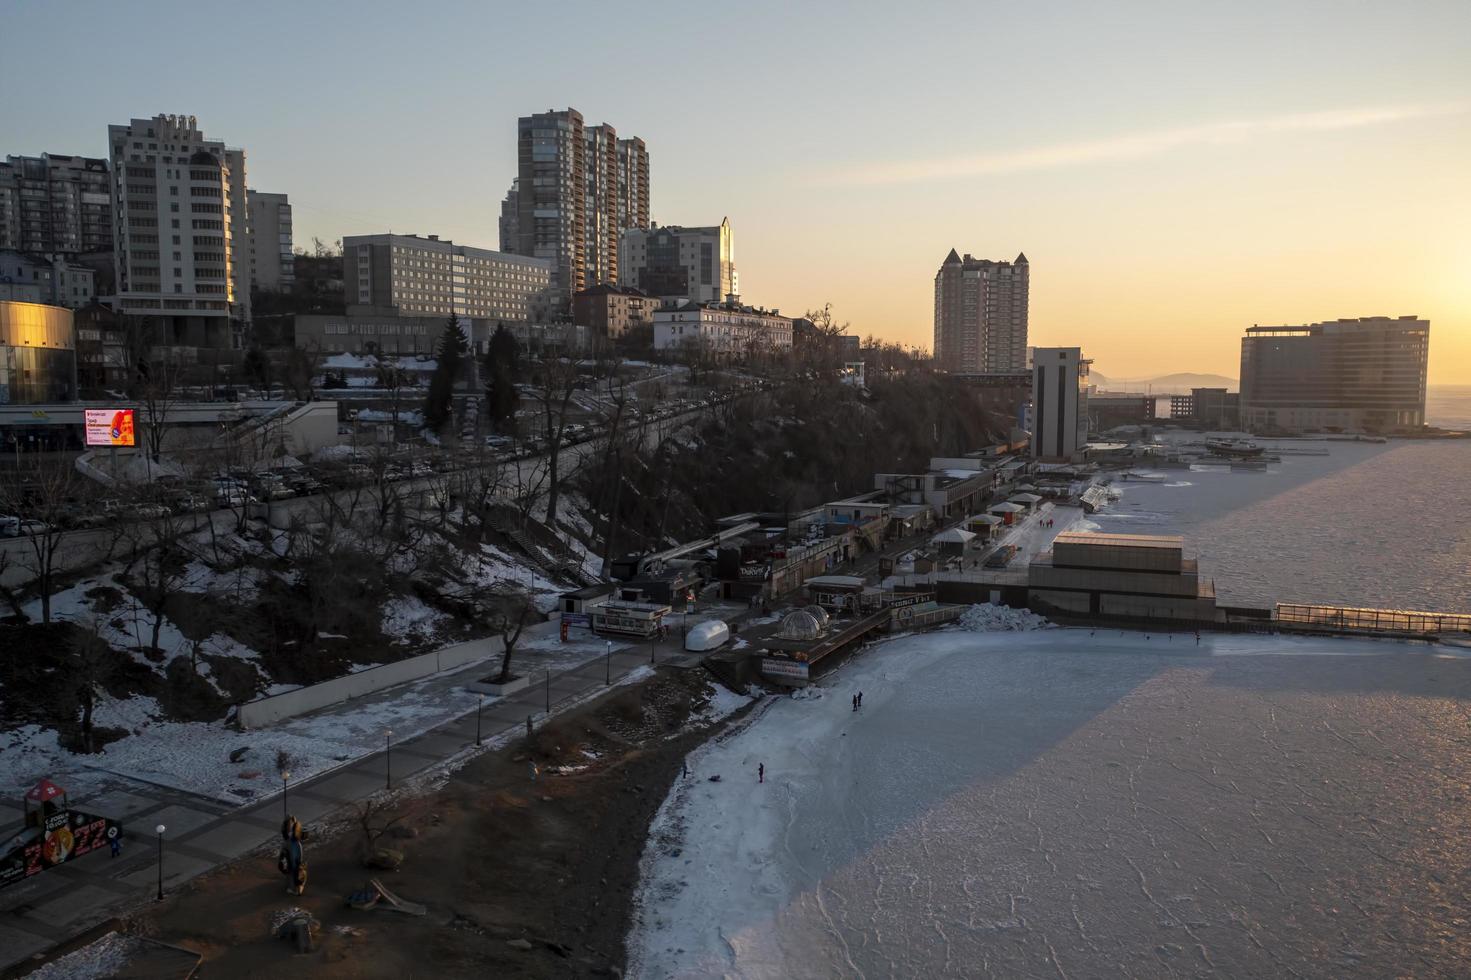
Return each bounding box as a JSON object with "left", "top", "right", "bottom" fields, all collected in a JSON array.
[
  {"left": 0, "top": 637, "right": 704, "bottom": 971},
  {"left": 0, "top": 401, "right": 722, "bottom": 591}
]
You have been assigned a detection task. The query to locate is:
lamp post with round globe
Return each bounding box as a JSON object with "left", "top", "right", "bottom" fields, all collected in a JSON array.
[{"left": 155, "top": 824, "right": 166, "bottom": 900}]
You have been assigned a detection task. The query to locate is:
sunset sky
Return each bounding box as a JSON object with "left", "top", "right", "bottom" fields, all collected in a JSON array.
[{"left": 5, "top": 0, "right": 1468, "bottom": 383}]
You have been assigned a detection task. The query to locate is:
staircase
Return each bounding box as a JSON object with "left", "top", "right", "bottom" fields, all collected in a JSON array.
[{"left": 487, "top": 508, "right": 599, "bottom": 586}]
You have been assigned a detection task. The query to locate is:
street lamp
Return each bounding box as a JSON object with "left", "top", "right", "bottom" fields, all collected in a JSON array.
[
  {"left": 281, "top": 771, "right": 291, "bottom": 819},
  {"left": 385, "top": 729, "right": 392, "bottom": 790},
  {"left": 155, "top": 824, "right": 166, "bottom": 901},
  {"left": 605, "top": 640, "right": 612, "bottom": 685},
  {"left": 476, "top": 694, "right": 484, "bottom": 746}
]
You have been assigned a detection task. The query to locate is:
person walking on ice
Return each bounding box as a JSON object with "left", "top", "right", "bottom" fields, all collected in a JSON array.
[{"left": 758, "top": 763, "right": 765, "bottom": 783}]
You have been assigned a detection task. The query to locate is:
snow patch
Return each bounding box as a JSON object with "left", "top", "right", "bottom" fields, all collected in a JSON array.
[{"left": 956, "top": 603, "right": 1052, "bottom": 632}]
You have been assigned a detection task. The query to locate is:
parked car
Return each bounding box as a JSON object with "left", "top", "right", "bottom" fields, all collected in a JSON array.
[
  {"left": 171, "top": 494, "right": 211, "bottom": 514},
  {"left": 216, "top": 488, "right": 256, "bottom": 508},
  {"left": 0, "top": 516, "right": 48, "bottom": 537},
  {"left": 62, "top": 509, "right": 109, "bottom": 530},
  {"left": 125, "top": 503, "right": 172, "bottom": 520},
  {"left": 286, "top": 477, "right": 325, "bottom": 497}
]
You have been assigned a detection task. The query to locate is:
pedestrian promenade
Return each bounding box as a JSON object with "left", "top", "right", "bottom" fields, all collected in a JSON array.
[{"left": 0, "top": 643, "right": 678, "bottom": 971}]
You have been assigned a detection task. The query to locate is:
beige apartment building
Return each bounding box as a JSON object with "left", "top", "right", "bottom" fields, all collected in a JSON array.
[
  {"left": 933, "top": 249, "right": 1028, "bottom": 374},
  {"left": 108, "top": 114, "right": 249, "bottom": 348}
]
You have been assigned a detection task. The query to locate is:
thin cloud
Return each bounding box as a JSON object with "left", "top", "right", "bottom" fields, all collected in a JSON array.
[{"left": 829, "top": 104, "right": 1468, "bottom": 186}]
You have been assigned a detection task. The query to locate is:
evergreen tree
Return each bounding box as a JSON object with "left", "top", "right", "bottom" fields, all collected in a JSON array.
[
  {"left": 484, "top": 323, "right": 522, "bottom": 433},
  {"left": 423, "top": 317, "right": 468, "bottom": 433},
  {"left": 242, "top": 345, "right": 272, "bottom": 392}
]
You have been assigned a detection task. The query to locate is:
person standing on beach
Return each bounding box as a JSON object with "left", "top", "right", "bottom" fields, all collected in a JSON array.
[{"left": 758, "top": 763, "right": 765, "bottom": 783}]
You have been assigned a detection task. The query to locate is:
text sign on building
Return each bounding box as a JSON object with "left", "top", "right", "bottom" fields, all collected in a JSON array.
[{"left": 83, "top": 409, "right": 135, "bottom": 447}]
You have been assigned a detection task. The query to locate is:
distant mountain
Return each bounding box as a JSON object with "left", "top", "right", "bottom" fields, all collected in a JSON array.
[{"left": 1090, "top": 371, "right": 1238, "bottom": 392}]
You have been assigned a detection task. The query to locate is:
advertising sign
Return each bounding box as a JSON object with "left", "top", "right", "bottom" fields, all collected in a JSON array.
[
  {"left": 759, "top": 657, "right": 810, "bottom": 684},
  {"left": 84, "top": 409, "right": 135, "bottom": 447}
]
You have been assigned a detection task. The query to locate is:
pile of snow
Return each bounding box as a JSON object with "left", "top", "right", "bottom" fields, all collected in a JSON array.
[
  {"left": 23, "top": 933, "right": 140, "bottom": 980},
  {"left": 956, "top": 603, "right": 1051, "bottom": 632},
  {"left": 790, "top": 686, "right": 825, "bottom": 701}
]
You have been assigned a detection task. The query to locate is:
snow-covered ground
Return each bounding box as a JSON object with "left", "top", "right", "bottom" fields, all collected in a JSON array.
[
  {"left": 0, "top": 626, "right": 634, "bottom": 804},
  {"left": 628, "top": 626, "right": 1471, "bottom": 978}
]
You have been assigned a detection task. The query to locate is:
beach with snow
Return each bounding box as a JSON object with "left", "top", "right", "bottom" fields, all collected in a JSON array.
[{"left": 628, "top": 624, "right": 1471, "bottom": 978}]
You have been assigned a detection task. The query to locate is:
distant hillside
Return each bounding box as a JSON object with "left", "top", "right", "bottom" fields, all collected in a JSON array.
[{"left": 1090, "top": 371, "right": 1237, "bottom": 392}]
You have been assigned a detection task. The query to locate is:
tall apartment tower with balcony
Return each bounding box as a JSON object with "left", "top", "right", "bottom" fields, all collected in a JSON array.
[
  {"left": 0, "top": 154, "right": 113, "bottom": 255},
  {"left": 498, "top": 178, "right": 520, "bottom": 253},
  {"left": 584, "top": 124, "right": 620, "bottom": 287},
  {"left": 616, "top": 137, "right": 650, "bottom": 234},
  {"left": 246, "top": 190, "right": 294, "bottom": 293},
  {"left": 514, "top": 108, "right": 586, "bottom": 308},
  {"left": 933, "top": 250, "right": 1029, "bottom": 374},
  {"left": 108, "top": 114, "right": 249, "bottom": 348},
  {"left": 509, "top": 108, "right": 650, "bottom": 311}
]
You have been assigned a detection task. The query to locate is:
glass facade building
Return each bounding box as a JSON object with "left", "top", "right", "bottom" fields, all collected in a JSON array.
[
  {"left": 1239, "top": 317, "right": 1429, "bottom": 433},
  {"left": 0, "top": 300, "right": 77, "bottom": 404}
]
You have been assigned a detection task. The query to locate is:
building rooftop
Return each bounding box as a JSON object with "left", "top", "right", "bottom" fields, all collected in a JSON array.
[
  {"left": 1053, "top": 531, "right": 1184, "bottom": 550},
  {"left": 575, "top": 283, "right": 653, "bottom": 299}
]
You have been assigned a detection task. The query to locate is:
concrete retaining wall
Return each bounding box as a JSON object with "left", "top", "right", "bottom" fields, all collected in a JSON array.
[{"left": 236, "top": 635, "right": 500, "bottom": 729}]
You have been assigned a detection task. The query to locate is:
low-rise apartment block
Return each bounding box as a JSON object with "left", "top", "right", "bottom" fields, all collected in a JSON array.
[
  {"left": 343, "top": 233, "right": 551, "bottom": 322},
  {"left": 653, "top": 299, "right": 792, "bottom": 353}
]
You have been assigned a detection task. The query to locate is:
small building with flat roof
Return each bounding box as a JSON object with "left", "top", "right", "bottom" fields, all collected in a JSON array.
[{"left": 1028, "top": 531, "right": 1219, "bottom": 623}]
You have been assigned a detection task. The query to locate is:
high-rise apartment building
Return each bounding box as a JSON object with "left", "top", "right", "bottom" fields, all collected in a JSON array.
[
  {"left": 618, "top": 220, "right": 737, "bottom": 304},
  {"left": 1031, "top": 347, "right": 1090, "bottom": 460},
  {"left": 1239, "top": 316, "right": 1430, "bottom": 433},
  {"left": 0, "top": 154, "right": 113, "bottom": 255},
  {"left": 108, "top": 114, "right": 249, "bottom": 347},
  {"left": 515, "top": 108, "right": 586, "bottom": 305},
  {"left": 498, "top": 178, "right": 519, "bottom": 253},
  {"left": 343, "top": 233, "right": 551, "bottom": 321},
  {"left": 616, "top": 137, "right": 650, "bottom": 233},
  {"left": 510, "top": 108, "right": 650, "bottom": 309},
  {"left": 246, "top": 190, "right": 294, "bottom": 292},
  {"left": 584, "top": 124, "right": 620, "bottom": 286},
  {"left": 933, "top": 250, "right": 1029, "bottom": 373}
]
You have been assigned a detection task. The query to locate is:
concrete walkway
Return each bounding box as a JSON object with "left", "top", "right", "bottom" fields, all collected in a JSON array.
[{"left": 0, "top": 642, "right": 695, "bottom": 972}]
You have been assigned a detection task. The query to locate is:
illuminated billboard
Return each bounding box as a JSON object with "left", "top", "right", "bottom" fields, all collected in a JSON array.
[{"left": 83, "top": 409, "right": 136, "bottom": 448}]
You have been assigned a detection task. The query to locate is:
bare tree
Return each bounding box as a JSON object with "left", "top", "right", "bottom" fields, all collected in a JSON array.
[
  {"left": 283, "top": 343, "right": 323, "bottom": 402},
  {"left": 68, "top": 614, "right": 117, "bottom": 753},
  {"left": 0, "top": 455, "right": 87, "bottom": 624},
  {"left": 484, "top": 581, "right": 537, "bottom": 683},
  {"left": 121, "top": 502, "right": 193, "bottom": 655},
  {"left": 374, "top": 353, "right": 410, "bottom": 437},
  {"left": 131, "top": 348, "right": 184, "bottom": 467},
  {"left": 531, "top": 356, "right": 582, "bottom": 530}
]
